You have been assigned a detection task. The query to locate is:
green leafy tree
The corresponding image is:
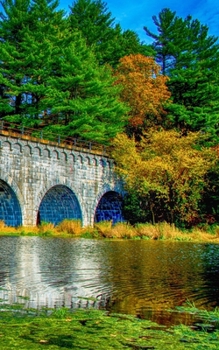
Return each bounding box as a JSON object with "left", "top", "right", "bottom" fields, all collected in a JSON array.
[
  {"left": 200, "top": 155, "right": 219, "bottom": 225},
  {"left": 0, "top": 0, "right": 32, "bottom": 119}
]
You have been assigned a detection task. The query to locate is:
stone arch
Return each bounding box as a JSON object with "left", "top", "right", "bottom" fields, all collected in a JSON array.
[
  {"left": 36, "top": 184, "right": 82, "bottom": 226},
  {"left": 2, "top": 140, "right": 12, "bottom": 151},
  {"left": 78, "top": 154, "right": 84, "bottom": 164},
  {"left": 23, "top": 144, "right": 32, "bottom": 156},
  {"left": 107, "top": 159, "right": 114, "bottom": 169},
  {"left": 93, "top": 157, "right": 98, "bottom": 166},
  {"left": 69, "top": 152, "right": 76, "bottom": 163},
  {"left": 13, "top": 142, "right": 23, "bottom": 154},
  {"left": 0, "top": 179, "right": 23, "bottom": 226},
  {"left": 94, "top": 190, "right": 124, "bottom": 224},
  {"left": 85, "top": 156, "right": 92, "bottom": 165},
  {"left": 100, "top": 158, "right": 107, "bottom": 168},
  {"left": 61, "top": 151, "right": 68, "bottom": 161},
  {"left": 52, "top": 150, "right": 60, "bottom": 160},
  {"left": 43, "top": 148, "right": 50, "bottom": 158},
  {"left": 34, "top": 146, "right": 42, "bottom": 157}
]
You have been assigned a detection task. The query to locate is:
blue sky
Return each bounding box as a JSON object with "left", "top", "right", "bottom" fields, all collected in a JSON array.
[{"left": 59, "top": 0, "right": 219, "bottom": 43}]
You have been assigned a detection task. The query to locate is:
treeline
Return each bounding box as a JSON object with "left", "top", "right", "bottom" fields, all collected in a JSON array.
[
  {"left": 0, "top": 0, "right": 152, "bottom": 142},
  {"left": 111, "top": 8, "right": 219, "bottom": 228},
  {"left": 1, "top": 0, "right": 219, "bottom": 227}
]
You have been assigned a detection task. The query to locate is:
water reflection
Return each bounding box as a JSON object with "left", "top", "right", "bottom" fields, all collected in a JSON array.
[
  {"left": 0, "top": 237, "right": 111, "bottom": 308},
  {"left": 0, "top": 237, "right": 219, "bottom": 323}
]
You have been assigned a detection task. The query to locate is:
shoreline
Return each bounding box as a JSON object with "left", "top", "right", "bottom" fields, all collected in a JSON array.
[{"left": 0, "top": 220, "right": 219, "bottom": 244}]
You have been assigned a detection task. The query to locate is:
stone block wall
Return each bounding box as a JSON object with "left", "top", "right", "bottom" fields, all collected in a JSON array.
[{"left": 0, "top": 135, "right": 124, "bottom": 226}]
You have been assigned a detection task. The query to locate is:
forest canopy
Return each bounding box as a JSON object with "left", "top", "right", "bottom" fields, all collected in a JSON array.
[{"left": 1, "top": 0, "right": 219, "bottom": 227}]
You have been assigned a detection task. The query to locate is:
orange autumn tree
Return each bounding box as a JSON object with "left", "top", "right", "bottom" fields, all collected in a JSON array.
[{"left": 114, "top": 54, "right": 171, "bottom": 134}]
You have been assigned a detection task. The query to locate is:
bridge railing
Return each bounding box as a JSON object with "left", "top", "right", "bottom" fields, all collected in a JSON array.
[{"left": 0, "top": 121, "right": 108, "bottom": 155}]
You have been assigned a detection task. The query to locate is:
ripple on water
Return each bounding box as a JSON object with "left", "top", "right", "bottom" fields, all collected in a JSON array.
[{"left": 0, "top": 237, "right": 219, "bottom": 325}]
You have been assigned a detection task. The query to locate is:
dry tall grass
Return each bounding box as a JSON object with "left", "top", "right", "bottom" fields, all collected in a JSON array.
[
  {"left": 0, "top": 220, "right": 17, "bottom": 234},
  {"left": 37, "top": 222, "right": 56, "bottom": 235},
  {"left": 94, "top": 221, "right": 137, "bottom": 238},
  {"left": 94, "top": 221, "right": 113, "bottom": 237},
  {"left": 0, "top": 219, "right": 219, "bottom": 243},
  {"left": 109, "top": 222, "right": 137, "bottom": 238},
  {"left": 56, "top": 219, "right": 82, "bottom": 235},
  {"left": 135, "top": 222, "right": 186, "bottom": 240}
]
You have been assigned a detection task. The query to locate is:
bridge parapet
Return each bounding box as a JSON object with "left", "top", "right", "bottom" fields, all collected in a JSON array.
[
  {"left": 0, "top": 121, "right": 108, "bottom": 156},
  {"left": 0, "top": 130, "right": 123, "bottom": 227}
]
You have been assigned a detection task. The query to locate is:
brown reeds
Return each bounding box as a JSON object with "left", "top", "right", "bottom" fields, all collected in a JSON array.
[
  {"left": 0, "top": 220, "right": 17, "bottom": 234},
  {"left": 94, "top": 221, "right": 137, "bottom": 238},
  {"left": 56, "top": 219, "right": 82, "bottom": 235},
  {"left": 0, "top": 219, "right": 219, "bottom": 242},
  {"left": 135, "top": 222, "right": 187, "bottom": 240},
  {"left": 94, "top": 221, "right": 113, "bottom": 237}
]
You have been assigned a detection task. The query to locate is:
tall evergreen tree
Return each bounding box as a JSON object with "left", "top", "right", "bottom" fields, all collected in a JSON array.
[
  {"left": 69, "top": 0, "right": 153, "bottom": 67},
  {"left": 0, "top": 0, "right": 66, "bottom": 124},
  {"left": 0, "top": 0, "right": 32, "bottom": 119},
  {"left": 144, "top": 8, "right": 219, "bottom": 143},
  {"left": 144, "top": 8, "right": 186, "bottom": 75},
  {"left": 0, "top": 0, "right": 128, "bottom": 142},
  {"left": 43, "top": 31, "right": 129, "bottom": 143}
]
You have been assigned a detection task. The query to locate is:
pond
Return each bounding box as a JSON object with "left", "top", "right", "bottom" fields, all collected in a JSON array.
[{"left": 0, "top": 236, "right": 219, "bottom": 325}]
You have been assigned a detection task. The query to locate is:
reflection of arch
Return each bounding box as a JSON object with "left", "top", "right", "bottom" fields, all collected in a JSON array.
[
  {"left": 37, "top": 185, "right": 82, "bottom": 225},
  {"left": 94, "top": 191, "right": 124, "bottom": 224},
  {"left": 0, "top": 179, "right": 22, "bottom": 226}
]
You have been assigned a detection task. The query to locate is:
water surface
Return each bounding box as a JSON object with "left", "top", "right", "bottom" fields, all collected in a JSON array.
[{"left": 0, "top": 236, "right": 219, "bottom": 324}]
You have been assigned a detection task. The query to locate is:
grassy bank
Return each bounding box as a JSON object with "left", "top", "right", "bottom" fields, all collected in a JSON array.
[
  {"left": 1, "top": 220, "right": 219, "bottom": 243},
  {"left": 0, "top": 303, "right": 218, "bottom": 349}
]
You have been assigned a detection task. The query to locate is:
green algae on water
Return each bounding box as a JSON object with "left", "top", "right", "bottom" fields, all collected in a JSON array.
[{"left": 0, "top": 305, "right": 218, "bottom": 349}]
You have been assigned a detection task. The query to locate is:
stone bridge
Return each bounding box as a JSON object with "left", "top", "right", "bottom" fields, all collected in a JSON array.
[{"left": 0, "top": 127, "right": 124, "bottom": 227}]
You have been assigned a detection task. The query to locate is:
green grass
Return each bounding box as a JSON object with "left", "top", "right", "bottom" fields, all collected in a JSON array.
[{"left": 0, "top": 304, "right": 218, "bottom": 349}]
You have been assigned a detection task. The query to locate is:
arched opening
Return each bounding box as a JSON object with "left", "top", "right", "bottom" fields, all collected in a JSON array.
[
  {"left": 37, "top": 185, "right": 82, "bottom": 225},
  {"left": 0, "top": 180, "right": 22, "bottom": 226},
  {"left": 94, "top": 191, "right": 124, "bottom": 224}
]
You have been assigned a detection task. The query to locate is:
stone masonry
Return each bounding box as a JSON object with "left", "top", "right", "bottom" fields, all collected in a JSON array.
[{"left": 0, "top": 133, "right": 124, "bottom": 227}]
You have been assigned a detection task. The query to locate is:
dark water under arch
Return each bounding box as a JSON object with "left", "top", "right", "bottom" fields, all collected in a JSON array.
[
  {"left": 94, "top": 191, "right": 124, "bottom": 224},
  {"left": 38, "top": 185, "right": 82, "bottom": 225},
  {"left": 0, "top": 180, "right": 22, "bottom": 226}
]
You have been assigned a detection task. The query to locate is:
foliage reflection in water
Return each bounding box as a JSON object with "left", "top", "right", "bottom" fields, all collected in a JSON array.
[{"left": 0, "top": 236, "right": 219, "bottom": 325}]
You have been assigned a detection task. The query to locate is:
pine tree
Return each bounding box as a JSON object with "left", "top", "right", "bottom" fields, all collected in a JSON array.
[
  {"left": 0, "top": 0, "right": 66, "bottom": 124},
  {"left": 144, "top": 8, "right": 219, "bottom": 143},
  {"left": 144, "top": 8, "right": 187, "bottom": 75},
  {"left": 44, "top": 31, "right": 129, "bottom": 143},
  {"left": 69, "top": 0, "right": 153, "bottom": 67},
  {"left": 0, "top": 0, "right": 128, "bottom": 142},
  {"left": 0, "top": 0, "right": 32, "bottom": 119}
]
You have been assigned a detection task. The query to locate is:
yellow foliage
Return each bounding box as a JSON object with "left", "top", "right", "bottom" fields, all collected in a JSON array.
[
  {"left": 114, "top": 54, "right": 171, "bottom": 128},
  {"left": 111, "top": 129, "right": 216, "bottom": 224}
]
